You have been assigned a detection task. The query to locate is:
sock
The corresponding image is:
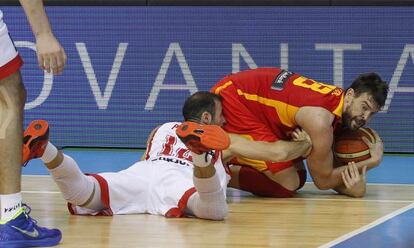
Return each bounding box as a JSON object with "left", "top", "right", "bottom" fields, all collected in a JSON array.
[
  {"left": 193, "top": 173, "right": 222, "bottom": 195},
  {"left": 48, "top": 154, "right": 95, "bottom": 207},
  {"left": 0, "top": 193, "right": 22, "bottom": 223},
  {"left": 187, "top": 173, "right": 228, "bottom": 220},
  {"left": 41, "top": 142, "right": 58, "bottom": 164},
  {"left": 191, "top": 151, "right": 213, "bottom": 168}
]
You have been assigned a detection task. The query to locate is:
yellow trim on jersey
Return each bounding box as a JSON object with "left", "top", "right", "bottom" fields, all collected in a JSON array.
[
  {"left": 236, "top": 89, "right": 298, "bottom": 127},
  {"left": 214, "top": 80, "right": 233, "bottom": 94},
  {"left": 332, "top": 94, "right": 344, "bottom": 117},
  {"left": 236, "top": 157, "right": 268, "bottom": 172}
]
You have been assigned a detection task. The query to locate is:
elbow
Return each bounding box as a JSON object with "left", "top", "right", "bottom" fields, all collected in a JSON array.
[
  {"left": 347, "top": 189, "right": 366, "bottom": 198},
  {"left": 313, "top": 180, "right": 331, "bottom": 190}
]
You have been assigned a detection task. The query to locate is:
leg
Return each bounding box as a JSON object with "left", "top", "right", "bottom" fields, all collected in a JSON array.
[
  {"left": 22, "top": 120, "right": 104, "bottom": 211},
  {"left": 186, "top": 152, "right": 228, "bottom": 220},
  {"left": 229, "top": 160, "right": 306, "bottom": 197},
  {"left": 0, "top": 73, "right": 63, "bottom": 247},
  {"left": 0, "top": 72, "right": 26, "bottom": 215}
]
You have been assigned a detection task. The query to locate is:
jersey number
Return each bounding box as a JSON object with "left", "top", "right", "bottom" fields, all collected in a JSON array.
[
  {"left": 159, "top": 135, "right": 192, "bottom": 160},
  {"left": 293, "top": 77, "right": 336, "bottom": 94}
]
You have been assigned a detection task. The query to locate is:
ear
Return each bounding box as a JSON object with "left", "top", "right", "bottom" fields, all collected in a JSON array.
[
  {"left": 344, "top": 88, "right": 355, "bottom": 106},
  {"left": 200, "top": 112, "right": 212, "bottom": 124},
  {"left": 345, "top": 88, "right": 354, "bottom": 97}
]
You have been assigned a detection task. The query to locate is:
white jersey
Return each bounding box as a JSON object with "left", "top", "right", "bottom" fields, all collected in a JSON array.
[
  {"left": 0, "top": 10, "right": 22, "bottom": 78},
  {"left": 68, "top": 122, "right": 230, "bottom": 217},
  {"left": 145, "top": 122, "right": 194, "bottom": 166}
]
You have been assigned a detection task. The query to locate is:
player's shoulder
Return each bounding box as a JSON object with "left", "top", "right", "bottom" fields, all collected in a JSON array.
[{"left": 156, "top": 122, "right": 182, "bottom": 133}]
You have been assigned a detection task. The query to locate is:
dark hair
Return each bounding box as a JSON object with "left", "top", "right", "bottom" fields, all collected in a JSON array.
[
  {"left": 347, "top": 73, "right": 389, "bottom": 108},
  {"left": 182, "top": 92, "right": 222, "bottom": 122}
]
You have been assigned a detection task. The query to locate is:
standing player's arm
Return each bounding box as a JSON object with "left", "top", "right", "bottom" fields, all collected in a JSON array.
[
  {"left": 221, "top": 133, "right": 311, "bottom": 163},
  {"left": 19, "top": 0, "right": 66, "bottom": 74},
  {"left": 140, "top": 126, "right": 159, "bottom": 161}
]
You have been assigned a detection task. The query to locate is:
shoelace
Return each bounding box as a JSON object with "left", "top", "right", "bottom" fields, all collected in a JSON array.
[{"left": 20, "top": 204, "right": 37, "bottom": 226}]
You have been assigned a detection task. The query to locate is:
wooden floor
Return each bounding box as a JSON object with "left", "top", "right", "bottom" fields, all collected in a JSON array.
[{"left": 22, "top": 176, "right": 414, "bottom": 248}]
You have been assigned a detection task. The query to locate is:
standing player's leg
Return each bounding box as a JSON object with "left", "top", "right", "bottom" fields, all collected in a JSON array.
[
  {"left": 0, "top": 71, "right": 25, "bottom": 222},
  {"left": 0, "top": 29, "right": 62, "bottom": 246}
]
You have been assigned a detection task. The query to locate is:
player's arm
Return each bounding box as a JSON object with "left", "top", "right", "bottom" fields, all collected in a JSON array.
[
  {"left": 221, "top": 131, "right": 311, "bottom": 163},
  {"left": 297, "top": 107, "right": 378, "bottom": 190},
  {"left": 19, "top": 0, "right": 66, "bottom": 74},
  {"left": 296, "top": 107, "right": 347, "bottom": 190}
]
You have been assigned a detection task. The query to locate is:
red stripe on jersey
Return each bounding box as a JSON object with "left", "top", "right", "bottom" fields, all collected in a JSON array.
[
  {"left": 145, "top": 127, "right": 160, "bottom": 160},
  {"left": 165, "top": 187, "right": 197, "bottom": 218}
]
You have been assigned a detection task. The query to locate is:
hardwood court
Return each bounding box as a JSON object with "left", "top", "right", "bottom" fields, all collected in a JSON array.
[{"left": 22, "top": 175, "right": 414, "bottom": 248}]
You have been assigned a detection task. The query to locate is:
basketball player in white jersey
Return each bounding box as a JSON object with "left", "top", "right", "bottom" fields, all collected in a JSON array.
[
  {"left": 21, "top": 92, "right": 313, "bottom": 220},
  {"left": 0, "top": 1, "right": 66, "bottom": 247}
]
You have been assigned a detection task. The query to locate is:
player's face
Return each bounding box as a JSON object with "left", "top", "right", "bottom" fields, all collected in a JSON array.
[
  {"left": 211, "top": 100, "right": 226, "bottom": 127},
  {"left": 343, "top": 91, "right": 379, "bottom": 130}
]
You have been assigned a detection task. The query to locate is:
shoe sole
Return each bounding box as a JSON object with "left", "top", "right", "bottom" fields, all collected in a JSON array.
[
  {"left": 22, "top": 120, "right": 49, "bottom": 165},
  {"left": 176, "top": 122, "right": 230, "bottom": 153}
]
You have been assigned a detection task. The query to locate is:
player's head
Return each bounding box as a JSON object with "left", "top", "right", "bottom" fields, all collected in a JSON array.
[
  {"left": 182, "top": 91, "right": 225, "bottom": 126},
  {"left": 343, "top": 73, "right": 388, "bottom": 130}
]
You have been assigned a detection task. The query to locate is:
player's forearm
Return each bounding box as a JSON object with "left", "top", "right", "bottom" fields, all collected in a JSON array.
[
  {"left": 356, "top": 157, "right": 381, "bottom": 170},
  {"left": 333, "top": 183, "right": 366, "bottom": 198},
  {"left": 19, "top": 0, "right": 53, "bottom": 37},
  {"left": 228, "top": 135, "right": 309, "bottom": 162},
  {"left": 273, "top": 140, "right": 310, "bottom": 161},
  {"left": 312, "top": 168, "right": 344, "bottom": 189}
]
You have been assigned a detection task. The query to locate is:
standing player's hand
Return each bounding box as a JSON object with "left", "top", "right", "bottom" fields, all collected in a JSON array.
[
  {"left": 342, "top": 162, "right": 367, "bottom": 190},
  {"left": 362, "top": 129, "right": 383, "bottom": 167},
  {"left": 36, "top": 33, "right": 66, "bottom": 75}
]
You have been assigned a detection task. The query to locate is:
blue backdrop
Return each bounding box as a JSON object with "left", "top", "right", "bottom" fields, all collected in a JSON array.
[{"left": 2, "top": 7, "right": 413, "bottom": 152}]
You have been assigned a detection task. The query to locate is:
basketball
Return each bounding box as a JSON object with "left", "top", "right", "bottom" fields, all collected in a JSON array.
[{"left": 333, "top": 127, "right": 377, "bottom": 164}]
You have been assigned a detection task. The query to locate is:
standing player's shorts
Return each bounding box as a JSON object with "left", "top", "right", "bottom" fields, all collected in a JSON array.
[
  {"left": 212, "top": 77, "right": 299, "bottom": 173},
  {"left": 68, "top": 156, "right": 229, "bottom": 218},
  {"left": 0, "top": 12, "right": 23, "bottom": 80}
]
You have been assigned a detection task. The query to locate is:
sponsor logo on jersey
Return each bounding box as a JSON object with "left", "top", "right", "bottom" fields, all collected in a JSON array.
[{"left": 271, "top": 70, "right": 293, "bottom": 90}]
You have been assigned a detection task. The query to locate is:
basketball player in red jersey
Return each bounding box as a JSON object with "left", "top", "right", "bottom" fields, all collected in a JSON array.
[{"left": 211, "top": 68, "right": 388, "bottom": 198}]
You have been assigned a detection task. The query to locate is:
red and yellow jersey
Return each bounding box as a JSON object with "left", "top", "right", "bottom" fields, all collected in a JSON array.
[{"left": 212, "top": 68, "right": 344, "bottom": 140}]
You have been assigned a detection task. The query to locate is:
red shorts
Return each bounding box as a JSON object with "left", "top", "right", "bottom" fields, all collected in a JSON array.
[
  {"left": 212, "top": 78, "right": 298, "bottom": 173},
  {"left": 0, "top": 21, "right": 23, "bottom": 80}
]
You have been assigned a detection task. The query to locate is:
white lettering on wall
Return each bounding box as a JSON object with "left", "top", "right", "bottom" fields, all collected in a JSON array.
[
  {"left": 145, "top": 43, "right": 198, "bottom": 110},
  {"left": 16, "top": 41, "right": 54, "bottom": 110},
  {"left": 280, "top": 43, "right": 289, "bottom": 70},
  {"left": 76, "top": 42, "right": 128, "bottom": 110},
  {"left": 315, "top": 43, "right": 362, "bottom": 88},
  {"left": 382, "top": 44, "right": 414, "bottom": 112},
  {"left": 232, "top": 43, "right": 258, "bottom": 73}
]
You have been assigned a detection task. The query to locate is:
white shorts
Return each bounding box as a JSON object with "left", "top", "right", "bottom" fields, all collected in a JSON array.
[
  {"left": 0, "top": 13, "right": 23, "bottom": 80},
  {"left": 68, "top": 157, "right": 229, "bottom": 217}
]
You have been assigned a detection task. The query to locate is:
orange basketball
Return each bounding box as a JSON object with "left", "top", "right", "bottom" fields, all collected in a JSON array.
[{"left": 333, "top": 127, "right": 377, "bottom": 164}]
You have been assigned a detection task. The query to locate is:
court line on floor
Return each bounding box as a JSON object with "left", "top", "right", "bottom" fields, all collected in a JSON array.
[{"left": 318, "top": 202, "right": 414, "bottom": 248}]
